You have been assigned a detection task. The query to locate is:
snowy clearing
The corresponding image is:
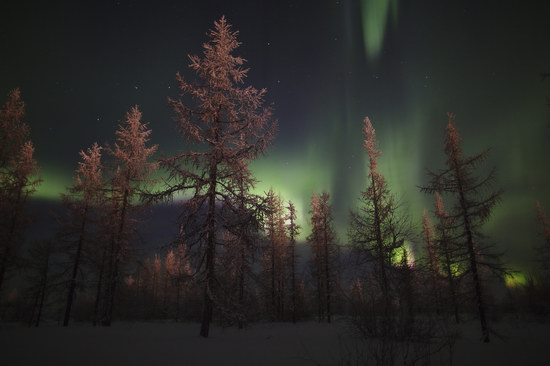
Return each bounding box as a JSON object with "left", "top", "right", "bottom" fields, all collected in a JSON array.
[{"left": 1, "top": 319, "right": 549, "bottom": 365}]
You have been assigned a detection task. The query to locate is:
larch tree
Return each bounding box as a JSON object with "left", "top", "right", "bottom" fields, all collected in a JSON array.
[
  {"left": 0, "top": 141, "right": 40, "bottom": 295},
  {"left": 25, "top": 240, "right": 56, "bottom": 327},
  {"left": 0, "top": 88, "right": 29, "bottom": 169},
  {"left": 308, "top": 192, "right": 337, "bottom": 323},
  {"left": 420, "top": 113, "right": 506, "bottom": 343},
  {"left": 421, "top": 209, "right": 441, "bottom": 314},
  {"left": 348, "top": 117, "right": 408, "bottom": 318},
  {"left": 0, "top": 89, "right": 40, "bottom": 295},
  {"left": 61, "top": 143, "right": 103, "bottom": 326},
  {"left": 286, "top": 200, "right": 301, "bottom": 324},
  {"left": 102, "top": 105, "right": 157, "bottom": 326},
  {"left": 433, "top": 192, "right": 461, "bottom": 323},
  {"left": 147, "top": 17, "right": 276, "bottom": 337}
]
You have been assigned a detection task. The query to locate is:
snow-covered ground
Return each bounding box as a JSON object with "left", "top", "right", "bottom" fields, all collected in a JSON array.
[{"left": 1, "top": 319, "right": 549, "bottom": 365}]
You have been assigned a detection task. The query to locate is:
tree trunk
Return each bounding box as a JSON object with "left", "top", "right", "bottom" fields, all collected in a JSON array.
[
  {"left": 63, "top": 205, "right": 88, "bottom": 326},
  {"left": 93, "top": 242, "right": 107, "bottom": 326},
  {"left": 104, "top": 188, "right": 129, "bottom": 326},
  {"left": 323, "top": 216, "right": 331, "bottom": 324},
  {"left": 455, "top": 160, "right": 489, "bottom": 342},
  {"left": 200, "top": 158, "right": 217, "bottom": 338}
]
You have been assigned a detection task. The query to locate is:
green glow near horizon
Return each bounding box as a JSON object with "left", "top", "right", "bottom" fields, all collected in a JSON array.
[{"left": 505, "top": 272, "right": 528, "bottom": 288}]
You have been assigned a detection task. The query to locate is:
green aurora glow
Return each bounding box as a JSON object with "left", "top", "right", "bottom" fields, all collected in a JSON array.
[{"left": 8, "top": 0, "right": 549, "bottom": 277}]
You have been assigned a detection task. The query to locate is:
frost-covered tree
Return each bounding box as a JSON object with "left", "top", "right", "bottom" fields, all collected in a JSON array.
[
  {"left": 0, "top": 89, "right": 40, "bottom": 295},
  {"left": 61, "top": 143, "right": 103, "bottom": 326},
  {"left": 102, "top": 105, "right": 157, "bottom": 326},
  {"left": 421, "top": 113, "right": 506, "bottom": 342},
  {"left": 0, "top": 88, "right": 29, "bottom": 169},
  {"left": 0, "top": 142, "right": 40, "bottom": 295},
  {"left": 148, "top": 17, "right": 276, "bottom": 337}
]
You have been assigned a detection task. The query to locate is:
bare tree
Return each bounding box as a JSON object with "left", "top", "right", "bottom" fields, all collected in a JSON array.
[
  {"left": 146, "top": 17, "right": 276, "bottom": 337},
  {"left": 420, "top": 113, "right": 507, "bottom": 342}
]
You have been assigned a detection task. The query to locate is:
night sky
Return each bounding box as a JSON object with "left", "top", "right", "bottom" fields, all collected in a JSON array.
[{"left": 1, "top": 0, "right": 549, "bottom": 274}]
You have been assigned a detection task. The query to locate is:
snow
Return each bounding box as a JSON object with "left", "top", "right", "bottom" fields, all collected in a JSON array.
[{"left": 1, "top": 319, "right": 549, "bottom": 365}]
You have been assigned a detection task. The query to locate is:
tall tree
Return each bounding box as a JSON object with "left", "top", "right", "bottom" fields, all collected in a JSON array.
[
  {"left": 349, "top": 117, "right": 408, "bottom": 317},
  {"left": 148, "top": 17, "right": 276, "bottom": 337},
  {"left": 0, "top": 141, "right": 40, "bottom": 294},
  {"left": 433, "top": 192, "right": 461, "bottom": 323},
  {"left": 0, "top": 88, "right": 29, "bottom": 169},
  {"left": 25, "top": 240, "right": 56, "bottom": 327},
  {"left": 286, "top": 200, "right": 301, "bottom": 324},
  {"left": 0, "top": 89, "right": 39, "bottom": 295},
  {"left": 308, "top": 192, "right": 337, "bottom": 323},
  {"left": 421, "top": 113, "right": 506, "bottom": 342},
  {"left": 102, "top": 105, "right": 157, "bottom": 326},
  {"left": 62, "top": 143, "right": 103, "bottom": 326},
  {"left": 421, "top": 209, "right": 442, "bottom": 314}
]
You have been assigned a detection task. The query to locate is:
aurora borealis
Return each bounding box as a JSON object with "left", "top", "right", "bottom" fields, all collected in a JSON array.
[{"left": 1, "top": 0, "right": 549, "bottom": 275}]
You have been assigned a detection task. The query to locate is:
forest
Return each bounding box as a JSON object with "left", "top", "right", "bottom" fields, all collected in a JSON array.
[{"left": 1, "top": 12, "right": 550, "bottom": 366}]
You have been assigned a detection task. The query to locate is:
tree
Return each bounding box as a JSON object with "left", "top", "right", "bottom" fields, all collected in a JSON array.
[
  {"left": 286, "top": 200, "right": 301, "bottom": 323},
  {"left": 421, "top": 209, "right": 442, "bottom": 314},
  {"left": 0, "top": 141, "right": 40, "bottom": 295},
  {"left": 433, "top": 192, "right": 461, "bottom": 323},
  {"left": 61, "top": 143, "right": 103, "bottom": 326},
  {"left": 25, "top": 240, "right": 56, "bottom": 327},
  {"left": 148, "top": 17, "right": 276, "bottom": 337},
  {"left": 0, "top": 89, "right": 39, "bottom": 295},
  {"left": 535, "top": 202, "right": 550, "bottom": 277},
  {"left": 349, "top": 117, "right": 408, "bottom": 317},
  {"left": 308, "top": 192, "right": 337, "bottom": 323},
  {"left": 0, "top": 88, "right": 29, "bottom": 169},
  {"left": 420, "top": 113, "right": 506, "bottom": 342},
  {"left": 102, "top": 105, "right": 157, "bottom": 326}
]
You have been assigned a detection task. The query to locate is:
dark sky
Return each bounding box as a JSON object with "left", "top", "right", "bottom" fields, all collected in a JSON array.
[{"left": 1, "top": 0, "right": 549, "bottom": 277}]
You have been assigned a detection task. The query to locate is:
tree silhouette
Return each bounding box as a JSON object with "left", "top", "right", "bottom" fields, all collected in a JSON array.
[
  {"left": 349, "top": 117, "right": 409, "bottom": 317},
  {"left": 421, "top": 113, "right": 507, "bottom": 342}
]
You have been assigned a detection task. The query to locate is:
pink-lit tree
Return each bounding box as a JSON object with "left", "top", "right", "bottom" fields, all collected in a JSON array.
[
  {"left": 148, "top": 17, "right": 276, "bottom": 337},
  {"left": 102, "top": 105, "right": 157, "bottom": 326},
  {"left": 61, "top": 143, "right": 104, "bottom": 326}
]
